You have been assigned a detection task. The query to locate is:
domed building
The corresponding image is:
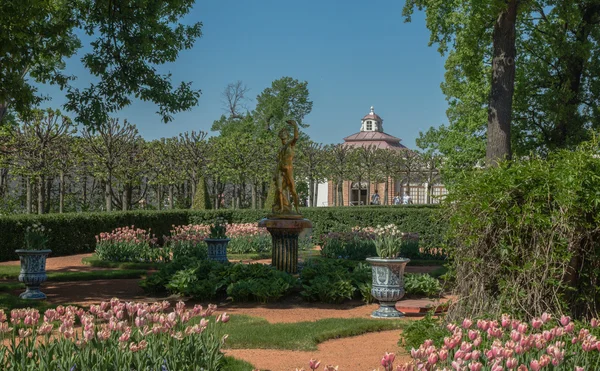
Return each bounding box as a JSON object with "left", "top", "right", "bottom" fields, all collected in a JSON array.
[{"left": 314, "top": 107, "right": 446, "bottom": 206}]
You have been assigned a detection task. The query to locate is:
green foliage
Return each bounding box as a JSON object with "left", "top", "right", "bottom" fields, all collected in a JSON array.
[
  {"left": 404, "top": 274, "right": 442, "bottom": 298},
  {"left": 255, "top": 76, "right": 313, "bottom": 130},
  {"left": 142, "top": 258, "right": 296, "bottom": 303},
  {"left": 227, "top": 235, "right": 271, "bottom": 254},
  {"left": 300, "top": 259, "right": 371, "bottom": 303},
  {"left": 399, "top": 311, "right": 446, "bottom": 351},
  {"left": 191, "top": 177, "right": 211, "bottom": 210},
  {"left": 445, "top": 138, "right": 600, "bottom": 320},
  {"left": 2, "top": 0, "right": 202, "bottom": 127},
  {"left": 0, "top": 206, "right": 444, "bottom": 262},
  {"left": 408, "top": 1, "right": 600, "bottom": 177}
]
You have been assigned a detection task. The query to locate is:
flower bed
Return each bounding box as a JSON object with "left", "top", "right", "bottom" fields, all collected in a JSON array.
[
  {"left": 95, "top": 226, "right": 168, "bottom": 263},
  {"left": 404, "top": 313, "right": 600, "bottom": 370},
  {"left": 0, "top": 299, "right": 230, "bottom": 370}
]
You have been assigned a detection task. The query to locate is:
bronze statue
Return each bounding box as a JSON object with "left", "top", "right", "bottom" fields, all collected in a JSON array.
[{"left": 271, "top": 120, "right": 300, "bottom": 216}]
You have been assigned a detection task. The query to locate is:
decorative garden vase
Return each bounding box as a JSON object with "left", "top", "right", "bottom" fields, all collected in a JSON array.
[
  {"left": 15, "top": 249, "right": 52, "bottom": 300},
  {"left": 204, "top": 238, "right": 230, "bottom": 263},
  {"left": 366, "top": 257, "right": 410, "bottom": 318}
]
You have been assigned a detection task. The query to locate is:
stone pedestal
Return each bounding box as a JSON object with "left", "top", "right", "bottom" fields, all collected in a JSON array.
[{"left": 258, "top": 218, "right": 312, "bottom": 274}]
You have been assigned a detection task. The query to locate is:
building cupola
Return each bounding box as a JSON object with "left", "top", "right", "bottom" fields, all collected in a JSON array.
[{"left": 360, "top": 106, "right": 383, "bottom": 132}]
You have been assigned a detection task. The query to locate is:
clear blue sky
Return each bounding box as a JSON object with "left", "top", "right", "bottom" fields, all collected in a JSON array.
[{"left": 39, "top": 0, "right": 448, "bottom": 149}]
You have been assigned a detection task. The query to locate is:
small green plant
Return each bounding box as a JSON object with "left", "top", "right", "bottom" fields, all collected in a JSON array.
[
  {"left": 405, "top": 273, "right": 442, "bottom": 297},
  {"left": 399, "top": 311, "right": 446, "bottom": 350},
  {"left": 209, "top": 218, "right": 227, "bottom": 239},
  {"left": 23, "top": 223, "right": 50, "bottom": 250}
]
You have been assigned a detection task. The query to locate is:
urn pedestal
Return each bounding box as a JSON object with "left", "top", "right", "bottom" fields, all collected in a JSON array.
[
  {"left": 258, "top": 217, "right": 312, "bottom": 274},
  {"left": 15, "top": 249, "right": 52, "bottom": 300},
  {"left": 204, "top": 238, "right": 230, "bottom": 263},
  {"left": 366, "top": 257, "right": 410, "bottom": 318}
]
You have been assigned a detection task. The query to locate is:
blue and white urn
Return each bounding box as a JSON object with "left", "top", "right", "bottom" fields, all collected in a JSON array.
[
  {"left": 15, "top": 249, "right": 51, "bottom": 299},
  {"left": 204, "top": 238, "right": 230, "bottom": 263},
  {"left": 366, "top": 257, "right": 410, "bottom": 318}
]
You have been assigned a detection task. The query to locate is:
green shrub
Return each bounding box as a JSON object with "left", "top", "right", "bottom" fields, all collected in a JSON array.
[
  {"left": 141, "top": 258, "right": 296, "bottom": 302},
  {"left": 399, "top": 311, "right": 446, "bottom": 350},
  {"left": 0, "top": 206, "right": 443, "bottom": 262},
  {"left": 445, "top": 138, "right": 600, "bottom": 320},
  {"left": 404, "top": 274, "right": 442, "bottom": 297},
  {"left": 300, "top": 259, "right": 371, "bottom": 303}
]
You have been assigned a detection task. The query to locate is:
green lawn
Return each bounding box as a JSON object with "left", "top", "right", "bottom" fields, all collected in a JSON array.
[
  {"left": 216, "top": 314, "right": 406, "bottom": 351},
  {"left": 221, "top": 356, "right": 256, "bottom": 371}
]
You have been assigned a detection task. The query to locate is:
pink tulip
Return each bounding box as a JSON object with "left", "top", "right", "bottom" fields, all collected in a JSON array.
[
  {"left": 462, "top": 318, "right": 473, "bottom": 329},
  {"left": 506, "top": 357, "right": 518, "bottom": 369},
  {"left": 468, "top": 362, "right": 482, "bottom": 371},
  {"left": 309, "top": 359, "right": 321, "bottom": 370},
  {"left": 532, "top": 318, "right": 543, "bottom": 329},
  {"left": 530, "top": 360, "right": 541, "bottom": 371},
  {"left": 591, "top": 318, "right": 598, "bottom": 328},
  {"left": 560, "top": 315, "right": 571, "bottom": 326},
  {"left": 541, "top": 312, "right": 552, "bottom": 323}
]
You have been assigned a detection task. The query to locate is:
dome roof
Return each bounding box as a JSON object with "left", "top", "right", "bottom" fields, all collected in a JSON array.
[{"left": 362, "top": 106, "right": 382, "bottom": 122}]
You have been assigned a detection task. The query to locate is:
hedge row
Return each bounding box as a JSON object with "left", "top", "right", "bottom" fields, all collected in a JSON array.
[{"left": 0, "top": 205, "right": 445, "bottom": 262}]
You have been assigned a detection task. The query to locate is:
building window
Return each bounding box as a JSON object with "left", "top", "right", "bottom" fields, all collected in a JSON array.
[{"left": 366, "top": 121, "right": 373, "bottom": 131}]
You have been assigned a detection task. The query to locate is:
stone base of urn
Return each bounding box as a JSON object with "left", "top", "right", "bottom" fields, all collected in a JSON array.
[
  {"left": 15, "top": 249, "right": 52, "bottom": 300},
  {"left": 366, "top": 257, "right": 410, "bottom": 318},
  {"left": 258, "top": 217, "right": 312, "bottom": 274},
  {"left": 204, "top": 238, "right": 230, "bottom": 263}
]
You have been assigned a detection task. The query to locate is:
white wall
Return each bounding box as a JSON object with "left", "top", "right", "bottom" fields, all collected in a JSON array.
[{"left": 316, "top": 181, "right": 329, "bottom": 207}]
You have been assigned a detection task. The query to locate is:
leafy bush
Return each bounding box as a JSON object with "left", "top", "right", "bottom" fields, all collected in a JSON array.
[
  {"left": 95, "top": 226, "right": 169, "bottom": 263},
  {"left": 227, "top": 235, "right": 271, "bottom": 254},
  {"left": 0, "top": 300, "right": 230, "bottom": 371},
  {"left": 0, "top": 206, "right": 443, "bottom": 262},
  {"left": 141, "top": 258, "right": 296, "bottom": 303},
  {"left": 300, "top": 259, "right": 371, "bottom": 303},
  {"left": 445, "top": 139, "right": 600, "bottom": 320},
  {"left": 404, "top": 274, "right": 442, "bottom": 297},
  {"left": 399, "top": 311, "right": 446, "bottom": 350}
]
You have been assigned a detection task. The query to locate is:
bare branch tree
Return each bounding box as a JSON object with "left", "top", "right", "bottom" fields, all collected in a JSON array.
[{"left": 221, "top": 81, "right": 250, "bottom": 119}]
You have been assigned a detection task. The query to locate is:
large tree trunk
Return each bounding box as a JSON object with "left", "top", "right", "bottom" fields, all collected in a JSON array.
[
  {"left": 486, "top": 0, "right": 518, "bottom": 166},
  {"left": 384, "top": 179, "right": 389, "bottom": 205},
  {"left": 168, "top": 185, "right": 174, "bottom": 209},
  {"left": 59, "top": 171, "right": 65, "bottom": 213},
  {"left": 26, "top": 178, "right": 32, "bottom": 214},
  {"left": 251, "top": 183, "right": 257, "bottom": 209}
]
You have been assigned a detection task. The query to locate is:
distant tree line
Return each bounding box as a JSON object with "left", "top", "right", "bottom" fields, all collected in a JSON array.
[{"left": 0, "top": 79, "right": 441, "bottom": 214}]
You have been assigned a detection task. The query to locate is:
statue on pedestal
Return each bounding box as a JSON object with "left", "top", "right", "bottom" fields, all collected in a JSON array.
[{"left": 271, "top": 120, "right": 301, "bottom": 217}]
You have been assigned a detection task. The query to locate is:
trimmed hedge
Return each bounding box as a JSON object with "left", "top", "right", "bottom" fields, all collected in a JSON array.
[{"left": 0, "top": 205, "right": 445, "bottom": 261}]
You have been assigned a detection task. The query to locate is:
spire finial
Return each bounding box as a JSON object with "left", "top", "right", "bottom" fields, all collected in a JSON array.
[{"left": 370, "top": 106, "right": 374, "bottom": 114}]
